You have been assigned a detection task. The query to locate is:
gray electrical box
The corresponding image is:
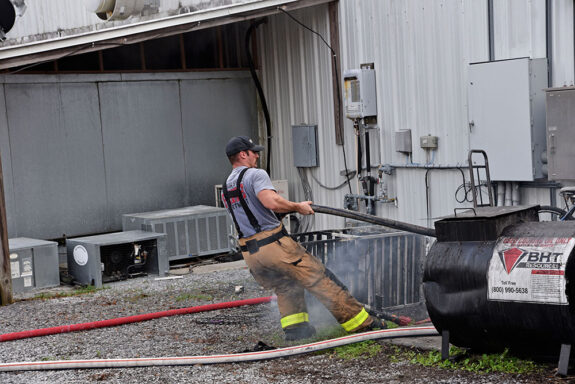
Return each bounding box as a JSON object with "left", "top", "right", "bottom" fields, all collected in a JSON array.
[
  {"left": 67, "top": 230, "right": 167, "bottom": 288},
  {"left": 545, "top": 87, "right": 575, "bottom": 180},
  {"left": 420, "top": 135, "right": 438, "bottom": 149},
  {"left": 292, "top": 124, "right": 319, "bottom": 167},
  {"left": 122, "top": 205, "right": 232, "bottom": 261},
  {"left": 9, "top": 238, "right": 59, "bottom": 293},
  {"left": 395, "top": 130, "right": 412, "bottom": 153},
  {"left": 468, "top": 58, "right": 547, "bottom": 181}
]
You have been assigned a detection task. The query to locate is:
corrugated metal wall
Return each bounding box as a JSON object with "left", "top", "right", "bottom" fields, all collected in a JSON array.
[
  {"left": 259, "top": 0, "right": 575, "bottom": 231},
  {"left": 0, "top": 72, "right": 257, "bottom": 239}
]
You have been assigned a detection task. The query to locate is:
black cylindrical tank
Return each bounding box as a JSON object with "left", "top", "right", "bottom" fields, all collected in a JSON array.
[{"left": 424, "top": 205, "right": 575, "bottom": 355}]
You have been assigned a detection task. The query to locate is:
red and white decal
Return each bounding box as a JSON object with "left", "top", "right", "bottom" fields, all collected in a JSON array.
[{"left": 487, "top": 237, "right": 575, "bottom": 304}]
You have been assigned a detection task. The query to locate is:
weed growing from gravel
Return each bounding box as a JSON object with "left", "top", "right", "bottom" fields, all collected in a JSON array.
[
  {"left": 175, "top": 292, "right": 213, "bottom": 302},
  {"left": 334, "top": 341, "right": 382, "bottom": 360},
  {"left": 392, "top": 345, "right": 545, "bottom": 375},
  {"left": 31, "top": 286, "right": 107, "bottom": 300}
]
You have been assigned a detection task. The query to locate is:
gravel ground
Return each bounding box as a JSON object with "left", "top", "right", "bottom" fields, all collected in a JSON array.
[{"left": 0, "top": 261, "right": 566, "bottom": 383}]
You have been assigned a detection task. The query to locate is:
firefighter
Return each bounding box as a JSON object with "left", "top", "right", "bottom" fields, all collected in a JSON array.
[{"left": 221, "top": 136, "right": 384, "bottom": 341}]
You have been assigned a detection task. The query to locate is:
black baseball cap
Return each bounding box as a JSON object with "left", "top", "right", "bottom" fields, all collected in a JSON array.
[{"left": 225, "top": 136, "right": 265, "bottom": 157}]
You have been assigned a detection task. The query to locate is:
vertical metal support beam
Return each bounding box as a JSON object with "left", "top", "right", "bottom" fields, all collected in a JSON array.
[
  {"left": 329, "top": 1, "right": 343, "bottom": 145},
  {"left": 558, "top": 344, "right": 571, "bottom": 376},
  {"left": 487, "top": 0, "right": 495, "bottom": 61},
  {"left": 441, "top": 330, "right": 450, "bottom": 360},
  {"left": 0, "top": 151, "right": 12, "bottom": 306},
  {"left": 546, "top": 0, "right": 553, "bottom": 86}
]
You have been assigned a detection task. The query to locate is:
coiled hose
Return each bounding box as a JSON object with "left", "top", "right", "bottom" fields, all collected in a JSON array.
[
  {"left": 0, "top": 326, "right": 438, "bottom": 371},
  {"left": 310, "top": 204, "right": 437, "bottom": 237}
]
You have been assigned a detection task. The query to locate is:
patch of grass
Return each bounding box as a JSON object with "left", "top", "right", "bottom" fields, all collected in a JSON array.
[
  {"left": 410, "top": 346, "right": 545, "bottom": 375},
  {"left": 32, "top": 285, "right": 105, "bottom": 300},
  {"left": 175, "top": 292, "right": 213, "bottom": 302},
  {"left": 334, "top": 340, "right": 382, "bottom": 360}
]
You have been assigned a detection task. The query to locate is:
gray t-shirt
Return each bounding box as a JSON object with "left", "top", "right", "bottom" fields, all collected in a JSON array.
[{"left": 222, "top": 166, "right": 280, "bottom": 238}]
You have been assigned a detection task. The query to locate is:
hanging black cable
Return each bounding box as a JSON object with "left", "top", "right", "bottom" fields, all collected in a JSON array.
[
  {"left": 278, "top": 7, "right": 352, "bottom": 194},
  {"left": 245, "top": 18, "right": 272, "bottom": 175}
]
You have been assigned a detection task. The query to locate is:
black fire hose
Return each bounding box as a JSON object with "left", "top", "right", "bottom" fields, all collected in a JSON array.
[{"left": 310, "top": 204, "right": 437, "bottom": 238}]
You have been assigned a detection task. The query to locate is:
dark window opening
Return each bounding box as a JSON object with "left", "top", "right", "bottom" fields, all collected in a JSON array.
[
  {"left": 183, "top": 28, "right": 219, "bottom": 69},
  {"left": 102, "top": 43, "right": 142, "bottom": 71},
  {"left": 4, "top": 21, "right": 257, "bottom": 74},
  {"left": 144, "top": 35, "right": 182, "bottom": 70}
]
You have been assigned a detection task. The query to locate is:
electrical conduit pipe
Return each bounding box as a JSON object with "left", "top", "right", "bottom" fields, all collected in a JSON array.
[
  {"left": 0, "top": 296, "right": 275, "bottom": 343},
  {"left": 0, "top": 326, "right": 438, "bottom": 371}
]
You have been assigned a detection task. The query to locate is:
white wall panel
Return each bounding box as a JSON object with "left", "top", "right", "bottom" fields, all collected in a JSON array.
[
  {"left": 550, "top": 0, "right": 574, "bottom": 86},
  {"left": 493, "top": 0, "right": 547, "bottom": 60}
]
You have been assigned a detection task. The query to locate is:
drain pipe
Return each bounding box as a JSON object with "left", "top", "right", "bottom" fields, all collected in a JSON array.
[
  {"left": 0, "top": 296, "right": 275, "bottom": 343},
  {"left": 311, "top": 204, "right": 436, "bottom": 237},
  {"left": 0, "top": 326, "right": 438, "bottom": 371}
]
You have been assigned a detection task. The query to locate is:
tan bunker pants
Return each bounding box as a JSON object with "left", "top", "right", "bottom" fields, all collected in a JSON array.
[{"left": 240, "top": 225, "right": 374, "bottom": 332}]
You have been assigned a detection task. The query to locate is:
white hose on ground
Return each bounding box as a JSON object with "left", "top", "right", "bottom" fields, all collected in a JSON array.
[{"left": 0, "top": 326, "right": 438, "bottom": 372}]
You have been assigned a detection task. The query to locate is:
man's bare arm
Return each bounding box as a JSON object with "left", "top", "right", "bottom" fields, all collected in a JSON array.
[{"left": 257, "top": 189, "right": 314, "bottom": 215}]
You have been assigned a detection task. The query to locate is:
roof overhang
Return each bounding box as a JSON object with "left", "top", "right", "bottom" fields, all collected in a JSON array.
[{"left": 0, "top": 0, "right": 331, "bottom": 70}]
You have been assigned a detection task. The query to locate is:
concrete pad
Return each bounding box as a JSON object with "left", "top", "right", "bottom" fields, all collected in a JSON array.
[
  {"left": 387, "top": 335, "right": 442, "bottom": 352},
  {"left": 192, "top": 260, "right": 248, "bottom": 274}
]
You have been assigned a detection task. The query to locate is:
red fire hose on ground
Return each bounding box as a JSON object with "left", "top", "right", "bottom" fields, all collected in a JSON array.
[
  {"left": 0, "top": 295, "right": 413, "bottom": 343},
  {"left": 0, "top": 296, "right": 275, "bottom": 343}
]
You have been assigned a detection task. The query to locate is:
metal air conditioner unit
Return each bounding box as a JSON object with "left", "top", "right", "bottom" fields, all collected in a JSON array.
[
  {"left": 67, "top": 230, "right": 167, "bottom": 288},
  {"left": 9, "top": 238, "right": 60, "bottom": 293},
  {"left": 122, "top": 205, "right": 232, "bottom": 261}
]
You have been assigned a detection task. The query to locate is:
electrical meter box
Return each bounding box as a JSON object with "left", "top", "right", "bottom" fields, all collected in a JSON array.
[
  {"left": 343, "top": 67, "right": 377, "bottom": 119},
  {"left": 67, "top": 230, "right": 167, "bottom": 288},
  {"left": 9, "top": 238, "right": 60, "bottom": 293}
]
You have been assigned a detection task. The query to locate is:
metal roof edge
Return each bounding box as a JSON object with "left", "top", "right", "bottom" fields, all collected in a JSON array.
[{"left": 0, "top": 0, "right": 330, "bottom": 70}]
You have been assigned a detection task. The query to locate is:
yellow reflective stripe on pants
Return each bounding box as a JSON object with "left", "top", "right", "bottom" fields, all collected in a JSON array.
[
  {"left": 341, "top": 308, "right": 369, "bottom": 331},
  {"left": 281, "top": 312, "right": 309, "bottom": 329}
]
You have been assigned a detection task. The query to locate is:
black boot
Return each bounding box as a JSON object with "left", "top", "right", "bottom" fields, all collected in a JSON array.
[{"left": 284, "top": 323, "right": 316, "bottom": 341}]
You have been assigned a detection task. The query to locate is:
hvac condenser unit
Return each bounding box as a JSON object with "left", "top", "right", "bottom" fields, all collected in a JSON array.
[
  {"left": 122, "top": 205, "right": 232, "bottom": 261},
  {"left": 9, "top": 238, "right": 60, "bottom": 293},
  {"left": 67, "top": 230, "right": 167, "bottom": 288}
]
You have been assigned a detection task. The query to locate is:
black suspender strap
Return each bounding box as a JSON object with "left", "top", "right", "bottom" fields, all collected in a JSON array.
[
  {"left": 222, "top": 181, "right": 243, "bottom": 238},
  {"left": 222, "top": 167, "right": 262, "bottom": 238}
]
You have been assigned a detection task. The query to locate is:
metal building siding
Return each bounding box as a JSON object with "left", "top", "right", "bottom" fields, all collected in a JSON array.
[
  {"left": 0, "top": 72, "right": 257, "bottom": 239},
  {"left": 5, "top": 82, "right": 109, "bottom": 237},
  {"left": 338, "top": 1, "right": 483, "bottom": 225},
  {"left": 7, "top": 0, "right": 99, "bottom": 39},
  {"left": 550, "top": 0, "right": 574, "bottom": 86},
  {"left": 259, "top": 1, "right": 481, "bottom": 230},
  {"left": 492, "top": 0, "right": 546, "bottom": 60},
  {"left": 259, "top": 4, "right": 345, "bottom": 230}
]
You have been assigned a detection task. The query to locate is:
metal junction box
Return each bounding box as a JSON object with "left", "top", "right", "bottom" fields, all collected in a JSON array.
[
  {"left": 545, "top": 87, "right": 575, "bottom": 180},
  {"left": 292, "top": 124, "right": 319, "bottom": 167},
  {"left": 9, "top": 238, "right": 60, "bottom": 293},
  {"left": 468, "top": 58, "right": 547, "bottom": 181},
  {"left": 122, "top": 205, "right": 232, "bottom": 261},
  {"left": 66, "top": 230, "right": 167, "bottom": 288}
]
